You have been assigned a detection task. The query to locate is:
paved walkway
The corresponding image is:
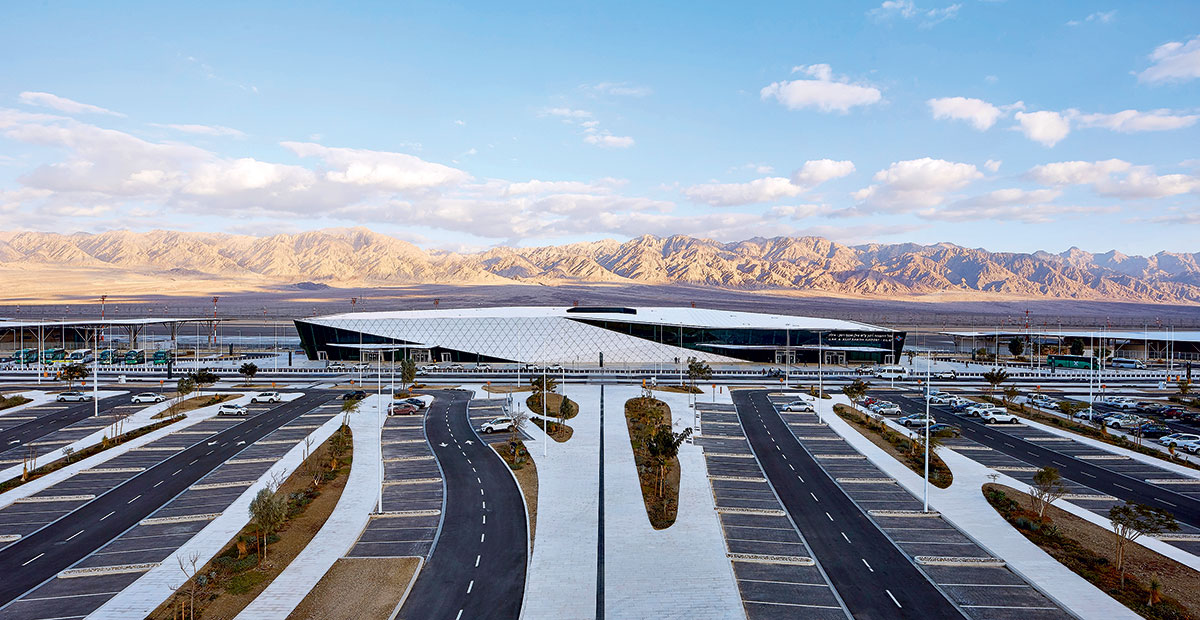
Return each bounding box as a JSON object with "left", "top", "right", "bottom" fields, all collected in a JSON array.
[
  {"left": 825, "top": 395, "right": 1138, "bottom": 620},
  {"left": 88, "top": 401, "right": 345, "bottom": 620},
  {"left": 521, "top": 384, "right": 600, "bottom": 620},
  {"left": 234, "top": 395, "right": 384, "bottom": 619},
  {"left": 603, "top": 385, "right": 743, "bottom": 619}
]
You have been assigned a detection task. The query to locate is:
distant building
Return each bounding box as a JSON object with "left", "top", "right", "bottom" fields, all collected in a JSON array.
[
  {"left": 944, "top": 329, "right": 1200, "bottom": 362},
  {"left": 294, "top": 306, "right": 904, "bottom": 366}
]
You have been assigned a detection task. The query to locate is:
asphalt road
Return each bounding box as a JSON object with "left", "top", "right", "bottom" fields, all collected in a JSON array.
[
  {"left": 0, "top": 395, "right": 127, "bottom": 455},
  {"left": 732, "top": 390, "right": 963, "bottom": 620},
  {"left": 0, "top": 391, "right": 333, "bottom": 608},
  {"left": 883, "top": 391, "right": 1200, "bottom": 528},
  {"left": 398, "top": 390, "right": 528, "bottom": 620}
]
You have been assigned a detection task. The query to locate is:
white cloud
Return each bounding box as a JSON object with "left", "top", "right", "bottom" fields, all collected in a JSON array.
[
  {"left": 684, "top": 177, "right": 804, "bottom": 206},
  {"left": 1027, "top": 159, "right": 1132, "bottom": 185},
  {"left": 505, "top": 178, "right": 622, "bottom": 195},
  {"left": 1139, "top": 35, "right": 1200, "bottom": 84},
  {"left": 543, "top": 107, "right": 593, "bottom": 119},
  {"left": 853, "top": 157, "right": 982, "bottom": 211},
  {"left": 1027, "top": 159, "right": 1200, "bottom": 200},
  {"left": 283, "top": 141, "right": 468, "bottom": 190},
  {"left": 151, "top": 123, "right": 246, "bottom": 137},
  {"left": 761, "top": 64, "right": 882, "bottom": 113},
  {"left": 583, "top": 82, "right": 653, "bottom": 97},
  {"left": 868, "top": 1, "right": 962, "bottom": 27},
  {"left": 18, "top": 92, "right": 125, "bottom": 117},
  {"left": 1067, "top": 10, "right": 1116, "bottom": 26},
  {"left": 927, "top": 96, "right": 1003, "bottom": 130},
  {"left": 454, "top": 119, "right": 466, "bottom": 126},
  {"left": 768, "top": 204, "right": 835, "bottom": 219},
  {"left": 984, "top": 159, "right": 1002, "bottom": 172},
  {"left": 1014, "top": 110, "right": 1071, "bottom": 146},
  {"left": 1075, "top": 109, "right": 1198, "bottom": 132},
  {"left": 791, "top": 159, "right": 856, "bottom": 187},
  {"left": 583, "top": 132, "right": 635, "bottom": 148}
]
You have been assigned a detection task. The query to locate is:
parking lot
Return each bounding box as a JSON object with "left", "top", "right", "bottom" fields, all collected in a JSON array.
[
  {"left": 766, "top": 393, "right": 1071, "bottom": 620},
  {"left": 0, "top": 398, "right": 340, "bottom": 620},
  {"left": 0, "top": 399, "right": 139, "bottom": 466},
  {"left": 347, "top": 401, "right": 443, "bottom": 560},
  {"left": 695, "top": 401, "right": 847, "bottom": 620}
]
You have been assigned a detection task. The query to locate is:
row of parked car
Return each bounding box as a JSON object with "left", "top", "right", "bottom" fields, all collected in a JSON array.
[
  {"left": 1159, "top": 433, "right": 1200, "bottom": 453},
  {"left": 1022, "top": 393, "right": 1188, "bottom": 437},
  {"left": 858, "top": 396, "right": 966, "bottom": 435}
]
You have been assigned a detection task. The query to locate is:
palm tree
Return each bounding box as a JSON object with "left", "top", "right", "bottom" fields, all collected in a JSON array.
[
  {"left": 982, "top": 368, "right": 1010, "bottom": 397},
  {"left": 842, "top": 379, "right": 870, "bottom": 406}
]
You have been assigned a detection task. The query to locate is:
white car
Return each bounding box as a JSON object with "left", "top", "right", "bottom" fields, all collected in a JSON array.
[
  {"left": 56, "top": 392, "right": 91, "bottom": 402},
  {"left": 326, "top": 362, "right": 348, "bottom": 371},
  {"left": 1104, "top": 396, "right": 1139, "bottom": 410},
  {"left": 780, "top": 400, "right": 814, "bottom": 412},
  {"left": 933, "top": 370, "right": 957, "bottom": 380},
  {"left": 471, "top": 364, "right": 492, "bottom": 372},
  {"left": 251, "top": 392, "right": 281, "bottom": 403},
  {"left": 926, "top": 393, "right": 952, "bottom": 405},
  {"left": 217, "top": 403, "right": 248, "bottom": 416},
  {"left": 979, "top": 409, "right": 1020, "bottom": 424},
  {"left": 1104, "top": 413, "right": 1143, "bottom": 429},
  {"left": 1160, "top": 433, "right": 1200, "bottom": 447},
  {"left": 480, "top": 417, "right": 514, "bottom": 433},
  {"left": 546, "top": 363, "right": 564, "bottom": 371},
  {"left": 1176, "top": 439, "right": 1200, "bottom": 454},
  {"left": 874, "top": 404, "right": 903, "bottom": 416},
  {"left": 899, "top": 414, "right": 933, "bottom": 427},
  {"left": 961, "top": 404, "right": 993, "bottom": 417},
  {"left": 131, "top": 392, "right": 166, "bottom": 404},
  {"left": 943, "top": 396, "right": 971, "bottom": 408}
]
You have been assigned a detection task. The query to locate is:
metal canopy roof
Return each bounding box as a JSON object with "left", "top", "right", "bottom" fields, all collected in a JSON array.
[{"left": 0, "top": 318, "right": 221, "bottom": 329}]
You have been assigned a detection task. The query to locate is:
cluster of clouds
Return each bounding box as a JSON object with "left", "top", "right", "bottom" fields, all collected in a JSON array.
[
  {"left": 542, "top": 106, "right": 634, "bottom": 149},
  {"left": 868, "top": 0, "right": 961, "bottom": 29}
]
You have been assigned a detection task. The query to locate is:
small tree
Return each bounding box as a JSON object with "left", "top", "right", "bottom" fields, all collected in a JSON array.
[
  {"left": 1057, "top": 400, "right": 1089, "bottom": 419},
  {"left": 556, "top": 391, "right": 571, "bottom": 432},
  {"left": 1007, "top": 337, "right": 1024, "bottom": 357},
  {"left": 685, "top": 357, "right": 712, "bottom": 391},
  {"left": 842, "top": 379, "right": 870, "bottom": 406},
  {"left": 982, "top": 368, "right": 1010, "bottom": 396},
  {"left": 1002, "top": 386, "right": 1020, "bottom": 407},
  {"left": 1108, "top": 501, "right": 1179, "bottom": 587},
  {"left": 400, "top": 358, "right": 417, "bottom": 388},
  {"left": 62, "top": 445, "right": 75, "bottom": 464},
  {"left": 1029, "top": 466, "right": 1068, "bottom": 519},
  {"left": 174, "top": 376, "right": 195, "bottom": 412},
  {"left": 530, "top": 375, "right": 557, "bottom": 394},
  {"left": 190, "top": 368, "right": 218, "bottom": 396},
  {"left": 1069, "top": 338, "right": 1085, "bottom": 356},
  {"left": 508, "top": 407, "right": 530, "bottom": 465},
  {"left": 644, "top": 423, "right": 693, "bottom": 497},
  {"left": 1180, "top": 380, "right": 1192, "bottom": 398},
  {"left": 60, "top": 363, "right": 88, "bottom": 390},
  {"left": 248, "top": 484, "right": 288, "bottom": 565},
  {"left": 238, "top": 362, "right": 258, "bottom": 385}
]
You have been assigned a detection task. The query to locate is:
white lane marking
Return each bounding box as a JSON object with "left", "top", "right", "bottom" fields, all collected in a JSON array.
[
  {"left": 781, "top": 454, "right": 787, "bottom": 460},
  {"left": 1115, "top": 483, "right": 1133, "bottom": 491},
  {"left": 862, "top": 558, "right": 874, "bottom": 572},
  {"left": 127, "top": 494, "right": 141, "bottom": 504},
  {"left": 477, "top": 477, "right": 481, "bottom": 484},
  {"left": 66, "top": 530, "right": 84, "bottom": 541},
  {"left": 797, "top": 475, "right": 804, "bottom": 483},
  {"left": 841, "top": 532, "right": 851, "bottom": 544},
  {"left": 481, "top": 488, "right": 485, "bottom": 495},
  {"left": 825, "top": 512, "right": 833, "bottom": 522},
  {"left": 475, "top": 554, "right": 481, "bottom": 567},
  {"left": 482, "top": 501, "right": 486, "bottom": 509},
  {"left": 482, "top": 515, "right": 486, "bottom": 524},
  {"left": 788, "top": 464, "right": 794, "bottom": 471},
  {"left": 172, "top": 469, "right": 181, "bottom": 476},
  {"left": 153, "top": 481, "right": 163, "bottom": 488},
  {"left": 189, "top": 459, "right": 198, "bottom": 465},
  {"left": 467, "top": 579, "right": 474, "bottom": 593},
  {"left": 456, "top": 611, "right": 463, "bottom": 620},
  {"left": 810, "top": 493, "right": 819, "bottom": 502},
  {"left": 1080, "top": 471, "right": 1096, "bottom": 478},
  {"left": 480, "top": 533, "right": 485, "bottom": 542},
  {"left": 100, "top": 511, "right": 115, "bottom": 521},
  {"left": 21, "top": 553, "right": 43, "bottom": 566},
  {"left": 886, "top": 589, "right": 902, "bottom": 608},
  {"left": 1158, "top": 498, "right": 1177, "bottom": 507}
]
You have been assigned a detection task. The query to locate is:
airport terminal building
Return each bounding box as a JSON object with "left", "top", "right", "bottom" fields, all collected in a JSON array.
[{"left": 294, "top": 306, "right": 904, "bottom": 366}]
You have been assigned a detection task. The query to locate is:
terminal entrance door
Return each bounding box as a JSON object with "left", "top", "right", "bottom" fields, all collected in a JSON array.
[
  {"left": 411, "top": 349, "right": 431, "bottom": 363},
  {"left": 775, "top": 350, "right": 796, "bottom": 364},
  {"left": 824, "top": 351, "right": 845, "bottom": 366}
]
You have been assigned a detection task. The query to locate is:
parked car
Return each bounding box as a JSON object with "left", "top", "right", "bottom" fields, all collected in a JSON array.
[
  {"left": 388, "top": 402, "right": 419, "bottom": 416},
  {"left": 326, "top": 362, "right": 348, "bottom": 371},
  {"left": 855, "top": 366, "right": 877, "bottom": 375},
  {"left": 1158, "top": 407, "right": 1186, "bottom": 420},
  {"left": 780, "top": 400, "right": 814, "bottom": 412},
  {"left": 874, "top": 403, "right": 903, "bottom": 416},
  {"left": 1104, "top": 413, "right": 1144, "bottom": 429},
  {"left": 480, "top": 417, "right": 514, "bottom": 433},
  {"left": 1137, "top": 402, "right": 1169, "bottom": 413},
  {"left": 1102, "top": 396, "right": 1139, "bottom": 410},
  {"left": 1133, "top": 422, "right": 1172, "bottom": 439},
  {"left": 342, "top": 390, "right": 367, "bottom": 401},
  {"left": 929, "top": 423, "right": 962, "bottom": 437},
  {"left": 251, "top": 392, "right": 281, "bottom": 403},
  {"left": 960, "top": 404, "right": 994, "bottom": 417},
  {"left": 1160, "top": 433, "right": 1200, "bottom": 447},
  {"left": 1073, "top": 408, "right": 1101, "bottom": 421},
  {"left": 943, "top": 396, "right": 971, "bottom": 409},
  {"left": 546, "top": 363, "right": 564, "bottom": 371},
  {"left": 405, "top": 394, "right": 435, "bottom": 408},
  {"left": 1177, "top": 438, "right": 1200, "bottom": 454},
  {"left": 933, "top": 369, "right": 958, "bottom": 380},
  {"left": 1029, "top": 394, "right": 1055, "bottom": 408},
  {"left": 56, "top": 391, "right": 90, "bottom": 402},
  {"left": 926, "top": 393, "right": 951, "bottom": 404},
  {"left": 470, "top": 363, "right": 492, "bottom": 372},
  {"left": 1181, "top": 411, "right": 1200, "bottom": 424},
  {"left": 899, "top": 413, "right": 933, "bottom": 428},
  {"left": 874, "top": 366, "right": 909, "bottom": 380},
  {"left": 765, "top": 367, "right": 785, "bottom": 377},
  {"left": 217, "top": 403, "right": 248, "bottom": 416},
  {"left": 446, "top": 363, "right": 465, "bottom": 371},
  {"left": 979, "top": 409, "right": 1020, "bottom": 424},
  {"left": 131, "top": 392, "right": 165, "bottom": 404}
]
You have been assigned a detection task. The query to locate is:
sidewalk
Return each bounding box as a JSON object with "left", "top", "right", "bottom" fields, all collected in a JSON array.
[
  {"left": 234, "top": 395, "right": 384, "bottom": 619},
  {"left": 522, "top": 384, "right": 600, "bottom": 620},
  {"left": 603, "top": 385, "right": 742, "bottom": 619},
  {"left": 89, "top": 404, "right": 346, "bottom": 620},
  {"left": 824, "top": 395, "right": 1139, "bottom": 620}
]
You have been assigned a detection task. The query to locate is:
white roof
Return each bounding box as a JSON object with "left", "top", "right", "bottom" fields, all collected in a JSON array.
[
  {"left": 943, "top": 329, "right": 1200, "bottom": 344},
  {"left": 0, "top": 318, "right": 218, "bottom": 329},
  {"left": 309, "top": 306, "right": 891, "bottom": 332}
]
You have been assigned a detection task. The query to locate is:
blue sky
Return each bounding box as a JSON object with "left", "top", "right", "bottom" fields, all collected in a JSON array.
[{"left": 1, "top": 1, "right": 1197, "bottom": 254}]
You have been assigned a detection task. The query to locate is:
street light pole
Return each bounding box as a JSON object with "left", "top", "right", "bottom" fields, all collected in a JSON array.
[
  {"left": 817, "top": 331, "right": 823, "bottom": 425},
  {"left": 923, "top": 352, "right": 931, "bottom": 512}
]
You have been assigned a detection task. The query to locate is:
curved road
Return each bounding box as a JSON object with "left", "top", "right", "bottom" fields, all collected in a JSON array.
[
  {"left": 733, "top": 390, "right": 963, "bottom": 620},
  {"left": 398, "top": 390, "right": 527, "bottom": 620},
  {"left": 885, "top": 391, "right": 1200, "bottom": 528},
  {"left": 0, "top": 392, "right": 333, "bottom": 608}
]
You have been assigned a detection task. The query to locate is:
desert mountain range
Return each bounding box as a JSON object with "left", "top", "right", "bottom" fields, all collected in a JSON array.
[{"left": 0, "top": 227, "right": 1198, "bottom": 304}]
